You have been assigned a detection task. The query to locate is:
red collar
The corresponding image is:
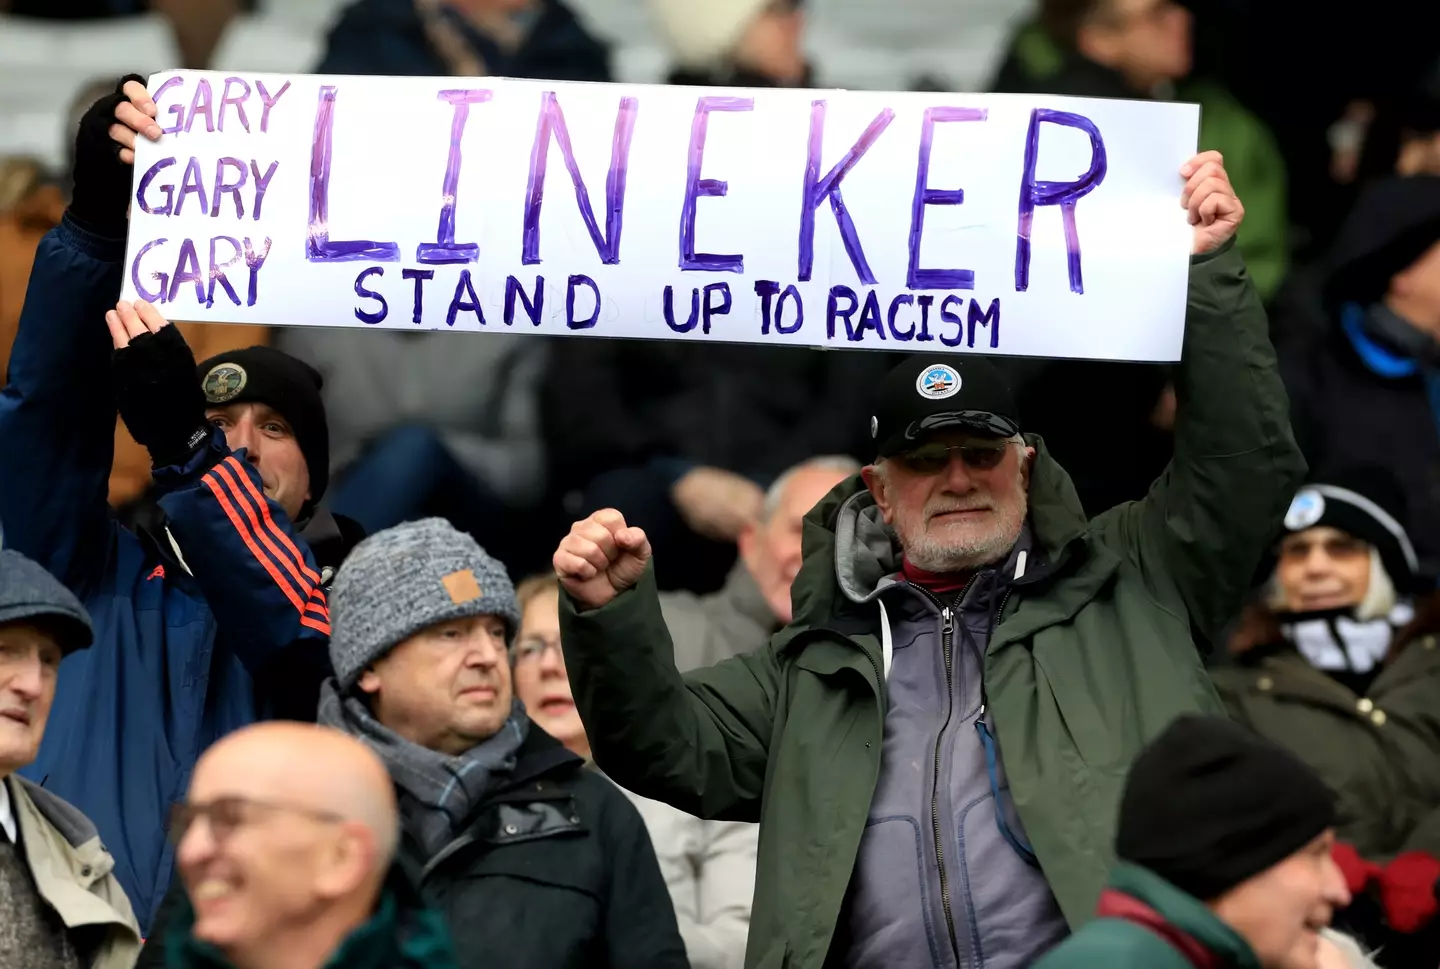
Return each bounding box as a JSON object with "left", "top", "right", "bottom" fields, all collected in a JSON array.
[
  {"left": 1096, "top": 889, "right": 1226, "bottom": 969},
  {"left": 900, "top": 558, "right": 973, "bottom": 596}
]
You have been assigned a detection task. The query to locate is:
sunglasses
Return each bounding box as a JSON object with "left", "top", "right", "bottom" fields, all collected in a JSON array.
[{"left": 894, "top": 441, "right": 1019, "bottom": 475}]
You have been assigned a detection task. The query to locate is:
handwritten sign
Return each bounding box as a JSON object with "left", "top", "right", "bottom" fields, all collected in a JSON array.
[{"left": 122, "top": 71, "right": 1199, "bottom": 362}]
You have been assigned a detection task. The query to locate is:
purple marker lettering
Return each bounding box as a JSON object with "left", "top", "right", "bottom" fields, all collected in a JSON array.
[
  {"left": 354, "top": 267, "right": 388, "bottom": 324},
  {"left": 206, "top": 236, "right": 243, "bottom": 307},
  {"left": 185, "top": 80, "right": 215, "bottom": 134},
  {"left": 175, "top": 157, "right": 209, "bottom": 216},
  {"left": 523, "top": 92, "right": 638, "bottom": 266},
  {"left": 219, "top": 78, "right": 251, "bottom": 133},
  {"left": 402, "top": 268, "right": 434, "bottom": 324},
  {"left": 916, "top": 294, "right": 935, "bottom": 341},
  {"left": 137, "top": 157, "right": 177, "bottom": 215},
  {"left": 307, "top": 86, "right": 399, "bottom": 263},
  {"left": 775, "top": 285, "right": 803, "bottom": 335},
  {"left": 249, "top": 160, "right": 278, "bottom": 220},
  {"left": 1015, "top": 109, "right": 1107, "bottom": 294},
  {"left": 663, "top": 286, "right": 699, "bottom": 333},
  {"left": 968, "top": 297, "right": 1000, "bottom": 348},
  {"left": 505, "top": 275, "right": 546, "bottom": 326},
  {"left": 418, "top": 89, "right": 492, "bottom": 265},
  {"left": 908, "top": 107, "right": 987, "bottom": 291},
  {"left": 754, "top": 280, "right": 780, "bottom": 334},
  {"left": 679, "top": 96, "right": 754, "bottom": 273},
  {"left": 243, "top": 237, "right": 271, "bottom": 306},
  {"left": 130, "top": 238, "right": 168, "bottom": 302},
  {"left": 799, "top": 102, "right": 895, "bottom": 285},
  {"left": 701, "top": 282, "right": 731, "bottom": 334},
  {"left": 826, "top": 285, "right": 858, "bottom": 340},
  {"left": 854, "top": 291, "right": 884, "bottom": 342},
  {"left": 168, "top": 238, "right": 204, "bottom": 304},
  {"left": 447, "top": 270, "right": 485, "bottom": 327},
  {"left": 211, "top": 158, "right": 247, "bottom": 219},
  {"left": 567, "top": 275, "right": 600, "bottom": 329},
  {"left": 939, "top": 295, "right": 965, "bottom": 347},
  {"left": 887, "top": 294, "right": 915, "bottom": 341},
  {"left": 257, "top": 80, "right": 291, "bottom": 133},
  {"left": 154, "top": 77, "right": 186, "bottom": 135}
]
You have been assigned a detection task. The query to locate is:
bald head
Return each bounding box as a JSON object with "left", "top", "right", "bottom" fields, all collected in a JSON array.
[{"left": 179, "top": 723, "right": 401, "bottom": 964}]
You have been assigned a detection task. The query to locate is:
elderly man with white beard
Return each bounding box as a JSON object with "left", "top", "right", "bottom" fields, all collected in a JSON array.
[{"left": 551, "top": 151, "right": 1308, "bottom": 969}]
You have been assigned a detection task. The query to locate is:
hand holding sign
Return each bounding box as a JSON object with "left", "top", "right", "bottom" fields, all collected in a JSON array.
[
  {"left": 107, "top": 299, "right": 211, "bottom": 467},
  {"left": 1181, "top": 151, "right": 1244, "bottom": 255},
  {"left": 555, "top": 510, "right": 653, "bottom": 612},
  {"left": 72, "top": 75, "right": 160, "bottom": 237}
]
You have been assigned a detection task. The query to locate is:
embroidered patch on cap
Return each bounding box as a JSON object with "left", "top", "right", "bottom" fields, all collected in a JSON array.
[
  {"left": 203, "top": 363, "right": 248, "bottom": 404},
  {"left": 916, "top": 364, "right": 961, "bottom": 400},
  {"left": 1284, "top": 488, "right": 1326, "bottom": 531},
  {"left": 442, "top": 569, "right": 482, "bottom": 604}
]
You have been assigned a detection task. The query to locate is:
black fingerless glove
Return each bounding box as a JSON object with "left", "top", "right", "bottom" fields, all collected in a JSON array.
[
  {"left": 70, "top": 73, "right": 147, "bottom": 239},
  {"left": 113, "top": 326, "right": 211, "bottom": 468}
]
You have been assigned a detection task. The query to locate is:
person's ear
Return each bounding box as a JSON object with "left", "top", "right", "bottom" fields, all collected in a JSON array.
[
  {"left": 1021, "top": 447, "right": 1037, "bottom": 492},
  {"left": 861, "top": 465, "right": 894, "bottom": 524},
  {"left": 357, "top": 669, "right": 382, "bottom": 696},
  {"left": 314, "top": 822, "right": 376, "bottom": 900}
]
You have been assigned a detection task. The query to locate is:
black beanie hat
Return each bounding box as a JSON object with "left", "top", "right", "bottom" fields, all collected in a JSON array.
[
  {"left": 1281, "top": 466, "right": 1418, "bottom": 594},
  {"left": 1117, "top": 715, "right": 1338, "bottom": 901},
  {"left": 1324, "top": 175, "right": 1440, "bottom": 306},
  {"left": 195, "top": 347, "right": 329, "bottom": 510}
]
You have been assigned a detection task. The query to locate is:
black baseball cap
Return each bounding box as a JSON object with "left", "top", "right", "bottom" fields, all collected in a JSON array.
[{"left": 871, "top": 356, "right": 1021, "bottom": 459}]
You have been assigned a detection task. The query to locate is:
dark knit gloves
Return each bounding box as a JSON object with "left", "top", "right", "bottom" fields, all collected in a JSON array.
[
  {"left": 70, "top": 74, "right": 146, "bottom": 239},
  {"left": 113, "top": 326, "right": 211, "bottom": 468}
]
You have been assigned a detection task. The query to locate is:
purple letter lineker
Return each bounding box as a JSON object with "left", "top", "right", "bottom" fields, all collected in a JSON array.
[
  {"left": 418, "top": 89, "right": 492, "bottom": 265},
  {"left": 307, "top": 86, "right": 399, "bottom": 263},
  {"left": 798, "top": 101, "right": 895, "bottom": 285},
  {"left": 523, "top": 92, "right": 638, "bottom": 266},
  {"left": 679, "top": 96, "right": 753, "bottom": 273},
  {"left": 1015, "top": 109, "right": 1107, "bottom": 294},
  {"left": 907, "top": 107, "right": 987, "bottom": 290}
]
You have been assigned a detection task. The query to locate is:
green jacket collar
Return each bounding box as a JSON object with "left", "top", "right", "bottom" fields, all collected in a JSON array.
[{"left": 1107, "top": 864, "right": 1260, "bottom": 969}]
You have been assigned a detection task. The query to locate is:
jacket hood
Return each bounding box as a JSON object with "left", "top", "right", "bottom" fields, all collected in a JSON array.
[
  {"left": 1324, "top": 175, "right": 1440, "bottom": 306},
  {"left": 10, "top": 774, "right": 104, "bottom": 851}
]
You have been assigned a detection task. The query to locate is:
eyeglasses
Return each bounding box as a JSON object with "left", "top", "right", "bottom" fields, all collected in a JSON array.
[
  {"left": 893, "top": 441, "right": 1021, "bottom": 475},
  {"left": 169, "top": 796, "right": 344, "bottom": 846},
  {"left": 510, "top": 636, "right": 562, "bottom": 666}
]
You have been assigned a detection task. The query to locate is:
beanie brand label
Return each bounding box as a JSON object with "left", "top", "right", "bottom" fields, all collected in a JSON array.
[{"left": 442, "top": 569, "right": 482, "bottom": 604}]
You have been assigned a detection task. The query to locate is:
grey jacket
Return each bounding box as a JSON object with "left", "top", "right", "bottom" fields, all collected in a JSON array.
[
  {"left": 835, "top": 496, "right": 1069, "bottom": 969},
  {"left": 659, "top": 564, "right": 778, "bottom": 673},
  {"left": 4, "top": 775, "right": 141, "bottom": 969},
  {"left": 274, "top": 328, "right": 548, "bottom": 505}
]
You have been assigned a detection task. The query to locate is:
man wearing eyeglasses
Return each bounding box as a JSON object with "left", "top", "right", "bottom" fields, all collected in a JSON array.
[
  {"left": 553, "top": 150, "right": 1307, "bottom": 969},
  {"left": 148, "top": 722, "right": 458, "bottom": 969}
]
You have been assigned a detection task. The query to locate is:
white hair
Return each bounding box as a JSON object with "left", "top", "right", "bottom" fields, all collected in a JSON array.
[
  {"left": 761, "top": 455, "right": 862, "bottom": 521},
  {"left": 1319, "top": 929, "right": 1381, "bottom": 969}
]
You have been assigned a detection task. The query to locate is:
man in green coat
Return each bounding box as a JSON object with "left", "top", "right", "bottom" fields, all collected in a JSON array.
[
  {"left": 553, "top": 152, "right": 1305, "bottom": 969},
  {"left": 1034, "top": 715, "right": 1351, "bottom": 969}
]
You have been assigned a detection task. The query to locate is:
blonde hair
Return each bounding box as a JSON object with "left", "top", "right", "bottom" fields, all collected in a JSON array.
[{"left": 514, "top": 573, "right": 560, "bottom": 614}]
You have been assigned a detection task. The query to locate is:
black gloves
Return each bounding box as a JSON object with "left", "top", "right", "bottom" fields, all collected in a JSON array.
[
  {"left": 70, "top": 73, "right": 146, "bottom": 239},
  {"left": 113, "top": 326, "right": 211, "bottom": 468}
]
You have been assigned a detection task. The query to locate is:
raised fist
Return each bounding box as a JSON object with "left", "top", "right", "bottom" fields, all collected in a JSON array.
[{"left": 553, "top": 510, "right": 652, "bottom": 611}]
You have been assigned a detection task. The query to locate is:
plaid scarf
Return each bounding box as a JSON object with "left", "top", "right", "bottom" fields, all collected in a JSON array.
[{"left": 318, "top": 679, "right": 529, "bottom": 857}]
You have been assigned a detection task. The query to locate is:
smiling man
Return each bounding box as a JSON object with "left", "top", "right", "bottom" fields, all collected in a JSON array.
[
  {"left": 553, "top": 151, "right": 1309, "bottom": 969},
  {"left": 0, "top": 78, "right": 361, "bottom": 931},
  {"left": 314, "top": 518, "right": 688, "bottom": 969}
]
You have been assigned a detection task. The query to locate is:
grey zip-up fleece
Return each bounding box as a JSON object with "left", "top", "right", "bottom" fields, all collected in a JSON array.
[{"left": 833, "top": 491, "right": 1070, "bottom": 969}]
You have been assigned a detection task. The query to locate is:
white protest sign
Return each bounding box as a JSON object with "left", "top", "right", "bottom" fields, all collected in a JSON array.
[{"left": 122, "top": 71, "right": 1198, "bottom": 362}]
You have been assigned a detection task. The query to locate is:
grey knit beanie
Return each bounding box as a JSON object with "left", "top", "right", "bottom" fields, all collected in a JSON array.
[{"left": 328, "top": 518, "right": 520, "bottom": 690}]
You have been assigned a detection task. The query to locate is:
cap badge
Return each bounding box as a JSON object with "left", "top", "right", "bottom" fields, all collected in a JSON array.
[
  {"left": 442, "top": 569, "right": 482, "bottom": 604},
  {"left": 1285, "top": 488, "right": 1326, "bottom": 531},
  {"left": 916, "top": 364, "right": 961, "bottom": 400},
  {"left": 203, "top": 363, "right": 248, "bottom": 404}
]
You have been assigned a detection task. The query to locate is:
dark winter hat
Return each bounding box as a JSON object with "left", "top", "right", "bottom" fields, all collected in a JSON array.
[
  {"left": 1324, "top": 175, "right": 1440, "bottom": 306},
  {"left": 328, "top": 519, "right": 520, "bottom": 690},
  {"left": 870, "top": 355, "right": 1021, "bottom": 458},
  {"left": 0, "top": 550, "right": 93, "bottom": 655},
  {"left": 195, "top": 346, "right": 330, "bottom": 507},
  {"left": 1117, "top": 715, "right": 1338, "bottom": 901},
  {"left": 1281, "top": 466, "right": 1418, "bottom": 592}
]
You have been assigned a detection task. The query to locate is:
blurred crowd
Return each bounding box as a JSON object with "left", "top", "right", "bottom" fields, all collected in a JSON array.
[{"left": 0, "top": 1, "right": 1439, "bottom": 969}]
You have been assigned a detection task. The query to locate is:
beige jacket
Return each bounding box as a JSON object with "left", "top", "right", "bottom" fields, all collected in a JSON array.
[
  {"left": 6, "top": 775, "right": 142, "bottom": 969},
  {"left": 623, "top": 789, "right": 758, "bottom": 969}
]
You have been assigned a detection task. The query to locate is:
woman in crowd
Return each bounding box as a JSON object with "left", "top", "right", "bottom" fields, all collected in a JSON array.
[{"left": 511, "top": 575, "right": 758, "bottom": 969}]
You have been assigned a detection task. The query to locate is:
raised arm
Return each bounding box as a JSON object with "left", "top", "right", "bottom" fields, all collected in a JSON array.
[
  {"left": 556, "top": 510, "right": 779, "bottom": 820},
  {"left": 1098, "top": 151, "right": 1306, "bottom": 644}
]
